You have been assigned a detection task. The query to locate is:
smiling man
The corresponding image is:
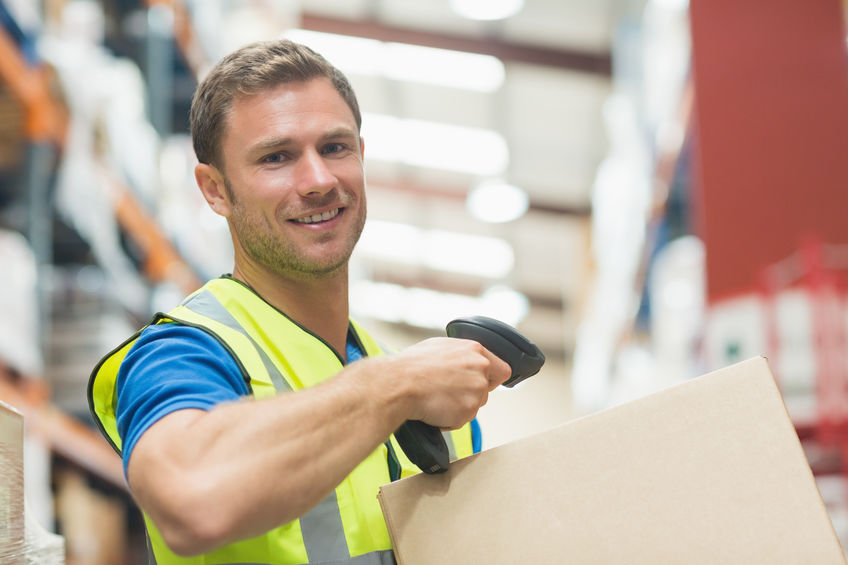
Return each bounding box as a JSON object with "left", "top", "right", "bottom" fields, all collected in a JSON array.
[{"left": 88, "top": 40, "right": 510, "bottom": 565}]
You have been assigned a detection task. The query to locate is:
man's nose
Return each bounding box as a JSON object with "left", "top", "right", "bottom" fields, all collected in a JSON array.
[{"left": 295, "top": 149, "right": 336, "bottom": 196}]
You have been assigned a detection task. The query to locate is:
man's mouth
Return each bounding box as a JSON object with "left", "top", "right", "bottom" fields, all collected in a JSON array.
[{"left": 293, "top": 208, "right": 342, "bottom": 224}]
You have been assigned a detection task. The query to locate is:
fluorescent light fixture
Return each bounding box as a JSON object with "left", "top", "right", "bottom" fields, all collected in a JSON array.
[
  {"left": 450, "top": 0, "right": 524, "bottom": 21},
  {"left": 649, "top": 0, "right": 689, "bottom": 10},
  {"left": 283, "top": 29, "right": 505, "bottom": 92},
  {"left": 383, "top": 43, "right": 504, "bottom": 92},
  {"left": 351, "top": 280, "right": 529, "bottom": 329},
  {"left": 479, "top": 285, "right": 530, "bottom": 324},
  {"left": 467, "top": 179, "right": 529, "bottom": 223},
  {"left": 356, "top": 220, "right": 515, "bottom": 279},
  {"left": 423, "top": 229, "right": 514, "bottom": 277},
  {"left": 362, "top": 113, "right": 509, "bottom": 176},
  {"left": 283, "top": 29, "right": 383, "bottom": 76}
]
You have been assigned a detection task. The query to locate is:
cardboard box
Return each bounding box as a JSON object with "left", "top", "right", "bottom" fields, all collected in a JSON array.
[
  {"left": 378, "top": 357, "right": 846, "bottom": 564},
  {"left": 0, "top": 400, "right": 25, "bottom": 564}
]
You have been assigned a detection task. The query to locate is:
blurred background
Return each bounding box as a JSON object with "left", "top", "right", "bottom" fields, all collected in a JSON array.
[{"left": 0, "top": 0, "right": 846, "bottom": 562}]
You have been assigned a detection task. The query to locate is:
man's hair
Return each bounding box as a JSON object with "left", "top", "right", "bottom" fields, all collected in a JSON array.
[{"left": 189, "top": 39, "right": 362, "bottom": 168}]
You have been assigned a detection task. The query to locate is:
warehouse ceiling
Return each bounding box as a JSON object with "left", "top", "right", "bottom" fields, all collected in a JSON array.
[{"left": 251, "top": 0, "right": 643, "bottom": 360}]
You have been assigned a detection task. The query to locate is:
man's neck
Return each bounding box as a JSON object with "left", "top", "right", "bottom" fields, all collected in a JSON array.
[{"left": 231, "top": 264, "right": 351, "bottom": 360}]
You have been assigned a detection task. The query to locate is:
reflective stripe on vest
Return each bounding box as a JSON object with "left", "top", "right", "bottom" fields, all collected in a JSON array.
[
  {"left": 161, "top": 551, "right": 397, "bottom": 565},
  {"left": 181, "top": 289, "right": 292, "bottom": 393},
  {"left": 143, "top": 542, "right": 395, "bottom": 565},
  {"left": 88, "top": 277, "right": 475, "bottom": 564}
]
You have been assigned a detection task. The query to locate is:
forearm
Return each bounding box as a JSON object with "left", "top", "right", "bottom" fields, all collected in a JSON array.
[{"left": 129, "top": 355, "right": 407, "bottom": 555}]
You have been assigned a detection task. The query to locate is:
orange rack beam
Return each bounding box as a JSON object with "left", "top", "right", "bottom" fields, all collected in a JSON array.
[{"left": 0, "top": 22, "right": 66, "bottom": 144}]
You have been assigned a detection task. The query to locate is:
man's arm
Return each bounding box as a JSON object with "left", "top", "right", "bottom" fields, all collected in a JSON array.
[{"left": 127, "top": 336, "right": 510, "bottom": 556}]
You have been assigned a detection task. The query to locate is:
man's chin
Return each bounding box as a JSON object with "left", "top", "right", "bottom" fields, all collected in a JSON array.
[{"left": 270, "top": 255, "right": 351, "bottom": 281}]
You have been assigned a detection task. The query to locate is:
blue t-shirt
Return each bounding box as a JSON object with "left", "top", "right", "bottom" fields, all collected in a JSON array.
[
  {"left": 116, "top": 324, "right": 247, "bottom": 474},
  {"left": 116, "top": 323, "right": 481, "bottom": 475}
]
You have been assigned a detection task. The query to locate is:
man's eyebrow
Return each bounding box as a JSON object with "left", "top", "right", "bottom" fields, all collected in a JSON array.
[
  {"left": 322, "top": 127, "right": 360, "bottom": 141},
  {"left": 246, "top": 136, "right": 295, "bottom": 159},
  {"left": 246, "top": 128, "right": 359, "bottom": 158}
]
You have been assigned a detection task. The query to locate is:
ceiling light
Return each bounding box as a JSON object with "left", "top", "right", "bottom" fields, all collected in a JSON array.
[
  {"left": 350, "top": 281, "right": 529, "bottom": 329},
  {"left": 450, "top": 0, "right": 524, "bottom": 21},
  {"left": 355, "top": 220, "right": 515, "bottom": 279},
  {"left": 467, "top": 180, "right": 529, "bottom": 223},
  {"left": 283, "top": 29, "right": 382, "bottom": 76},
  {"left": 362, "top": 113, "right": 509, "bottom": 176},
  {"left": 423, "top": 229, "right": 514, "bottom": 277},
  {"left": 283, "top": 29, "right": 505, "bottom": 92},
  {"left": 479, "top": 285, "right": 530, "bottom": 324},
  {"left": 648, "top": 0, "right": 689, "bottom": 11},
  {"left": 383, "top": 43, "right": 504, "bottom": 92}
]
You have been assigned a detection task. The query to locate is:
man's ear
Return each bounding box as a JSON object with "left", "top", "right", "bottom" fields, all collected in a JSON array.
[{"left": 195, "top": 163, "right": 232, "bottom": 217}]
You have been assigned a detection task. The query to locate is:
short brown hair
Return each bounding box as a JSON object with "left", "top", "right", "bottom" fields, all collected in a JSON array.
[{"left": 189, "top": 39, "right": 362, "bottom": 168}]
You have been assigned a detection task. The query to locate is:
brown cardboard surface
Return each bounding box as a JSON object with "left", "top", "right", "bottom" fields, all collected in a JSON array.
[{"left": 378, "top": 357, "right": 846, "bottom": 564}]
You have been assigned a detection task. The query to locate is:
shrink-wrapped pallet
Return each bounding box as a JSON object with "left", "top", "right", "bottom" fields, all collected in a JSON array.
[
  {"left": 0, "top": 401, "right": 25, "bottom": 564},
  {"left": 0, "top": 401, "right": 65, "bottom": 563}
]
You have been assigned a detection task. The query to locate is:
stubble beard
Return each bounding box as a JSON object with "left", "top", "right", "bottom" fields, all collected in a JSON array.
[{"left": 228, "top": 186, "right": 367, "bottom": 281}]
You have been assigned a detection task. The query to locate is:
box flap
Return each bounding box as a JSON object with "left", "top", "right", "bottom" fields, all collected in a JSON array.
[{"left": 378, "top": 357, "right": 846, "bottom": 564}]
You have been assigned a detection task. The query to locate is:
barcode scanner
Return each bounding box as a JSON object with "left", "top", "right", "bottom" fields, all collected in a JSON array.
[{"left": 393, "top": 316, "right": 546, "bottom": 474}]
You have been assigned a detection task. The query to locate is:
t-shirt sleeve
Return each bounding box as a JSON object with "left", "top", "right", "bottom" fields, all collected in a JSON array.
[
  {"left": 470, "top": 418, "right": 482, "bottom": 454},
  {"left": 115, "top": 323, "right": 249, "bottom": 476}
]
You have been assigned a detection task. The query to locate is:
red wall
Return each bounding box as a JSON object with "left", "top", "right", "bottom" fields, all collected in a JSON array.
[{"left": 689, "top": 0, "right": 848, "bottom": 302}]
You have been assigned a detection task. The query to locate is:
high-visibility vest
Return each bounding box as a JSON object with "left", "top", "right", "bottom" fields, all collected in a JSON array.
[{"left": 88, "top": 276, "right": 474, "bottom": 564}]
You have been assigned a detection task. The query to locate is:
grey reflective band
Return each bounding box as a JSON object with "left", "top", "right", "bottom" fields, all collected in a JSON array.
[
  {"left": 232, "top": 551, "right": 395, "bottom": 565},
  {"left": 145, "top": 531, "right": 158, "bottom": 565},
  {"left": 324, "top": 550, "right": 396, "bottom": 565},
  {"left": 301, "top": 490, "right": 349, "bottom": 562},
  {"left": 443, "top": 430, "right": 458, "bottom": 462},
  {"left": 182, "top": 290, "right": 292, "bottom": 393}
]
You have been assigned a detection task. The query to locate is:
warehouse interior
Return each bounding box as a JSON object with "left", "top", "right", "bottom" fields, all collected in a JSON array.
[{"left": 0, "top": 0, "right": 847, "bottom": 562}]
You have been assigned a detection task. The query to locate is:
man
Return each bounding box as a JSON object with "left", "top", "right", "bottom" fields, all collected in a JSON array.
[{"left": 88, "top": 39, "right": 510, "bottom": 564}]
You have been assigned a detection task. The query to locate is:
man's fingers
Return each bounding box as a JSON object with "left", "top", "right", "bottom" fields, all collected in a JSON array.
[{"left": 480, "top": 348, "right": 512, "bottom": 389}]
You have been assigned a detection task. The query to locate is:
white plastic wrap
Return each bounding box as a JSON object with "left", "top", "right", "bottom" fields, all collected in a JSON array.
[
  {"left": 24, "top": 502, "right": 65, "bottom": 564},
  {"left": 0, "top": 500, "right": 67, "bottom": 564},
  {"left": 0, "top": 401, "right": 25, "bottom": 564},
  {"left": 0, "top": 402, "right": 65, "bottom": 564}
]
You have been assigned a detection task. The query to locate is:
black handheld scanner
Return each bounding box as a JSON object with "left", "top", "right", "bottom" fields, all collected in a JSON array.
[{"left": 394, "top": 316, "right": 545, "bottom": 474}]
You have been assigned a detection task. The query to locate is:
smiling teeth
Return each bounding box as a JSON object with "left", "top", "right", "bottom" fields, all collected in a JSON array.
[{"left": 295, "top": 208, "right": 340, "bottom": 224}]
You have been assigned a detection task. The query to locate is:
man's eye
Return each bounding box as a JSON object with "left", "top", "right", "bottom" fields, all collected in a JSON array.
[
  {"left": 323, "top": 143, "right": 345, "bottom": 155},
  {"left": 262, "top": 153, "right": 284, "bottom": 163}
]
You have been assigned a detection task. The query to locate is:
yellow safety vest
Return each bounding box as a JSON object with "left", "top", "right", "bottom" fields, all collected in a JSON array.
[{"left": 88, "top": 276, "right": 474, "bottom": 564}]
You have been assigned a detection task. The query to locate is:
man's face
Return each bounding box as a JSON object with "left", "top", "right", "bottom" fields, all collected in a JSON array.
[{"left": 216, "top": 78, "right": 366, "bottom": 280}]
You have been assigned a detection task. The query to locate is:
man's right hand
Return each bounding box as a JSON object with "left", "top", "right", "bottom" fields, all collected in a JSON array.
[{"left": 378, "top": 337, "right": 512, "bottom": 430}]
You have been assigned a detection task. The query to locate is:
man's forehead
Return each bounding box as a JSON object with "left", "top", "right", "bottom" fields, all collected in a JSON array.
[
  {"left": 233, "top": 78, "right": 344, "bottom": 109},
  {"left": 224, "top": 78, "right": 356, "bottom": 132}
]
